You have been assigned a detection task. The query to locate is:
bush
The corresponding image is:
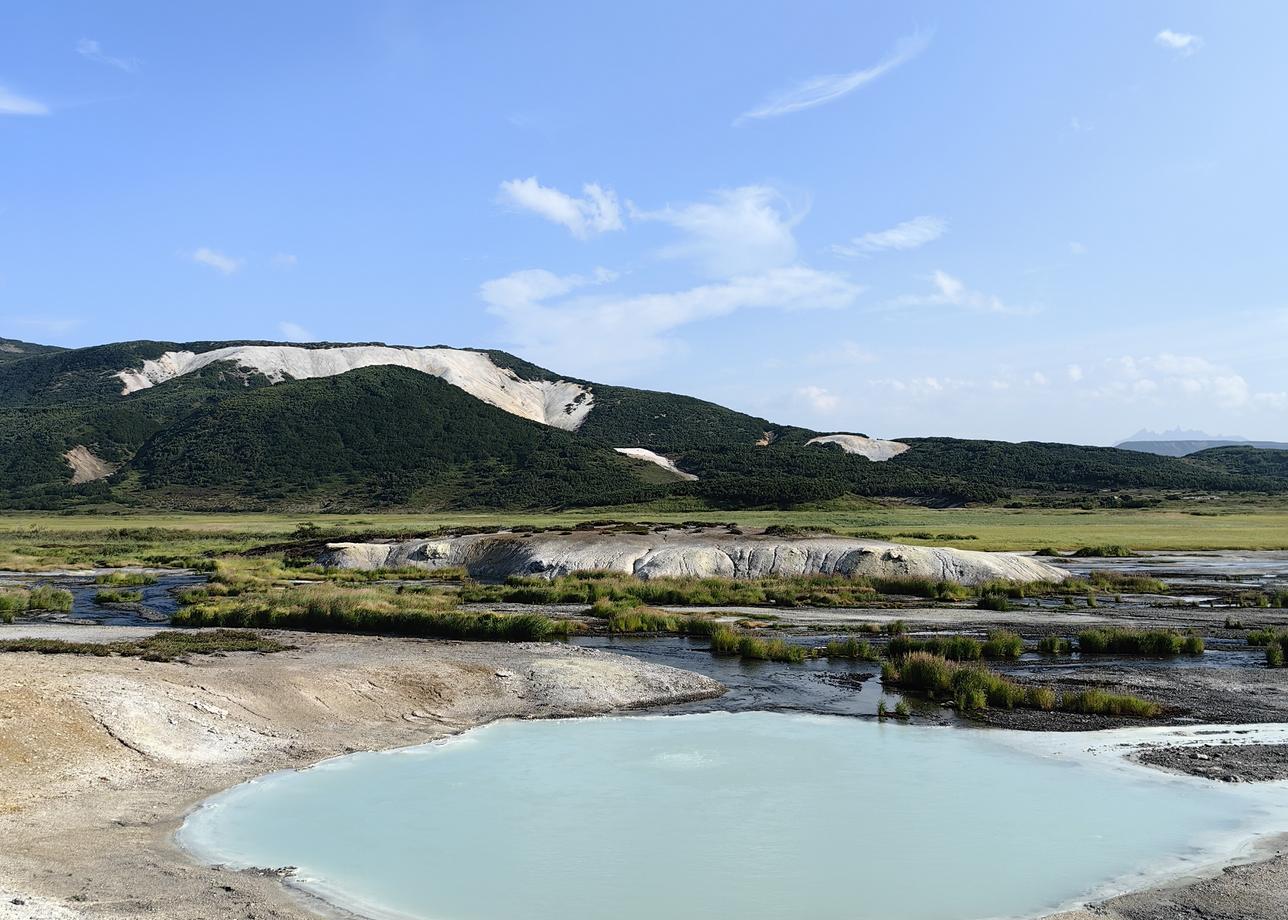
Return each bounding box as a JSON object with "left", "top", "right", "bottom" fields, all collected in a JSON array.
[
  {"left": 977, "top": 591, "right": 1013, "bottom": 612},
  {"left": 887, "top": 634, "right": 983, "bottom": 661},
  {"left": 0, "top": 629, "right": 290, "bottom": 662}
]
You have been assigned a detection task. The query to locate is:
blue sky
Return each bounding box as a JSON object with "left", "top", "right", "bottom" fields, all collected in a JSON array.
[{"left": 2, "top": 2, "right": 1286, "bottom": 445}]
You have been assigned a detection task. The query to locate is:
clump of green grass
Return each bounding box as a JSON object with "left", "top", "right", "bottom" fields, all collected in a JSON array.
[
  {"left": 1060, "top": 689, "right": 1161, "bottom": 718},
  {"left": 1077, "top": 628, "right": 1203, "bottom": 656},
  {"left": 1086, "top": 572, "right": 1168, "bottom": 594},
  {"left": 977, "top": 590, "right": 1013, "bottom": 612},
  {"left": 883, "top": 652, "right": 1159, "bottom": 717},
  {"left": 1033, "top": 547, "right": 1062, "bottom": 557},
  {"left": 0, "top": 629, "right": 291, "bottom": 662},
  {"left": 94, "top": 572, "right": 157, "bottom": 587},
  {"left": 1071, "top": 545, "right": 1136, "bottom": 558},
  {"left": 15, "top": 585, "right": 74, "bottom": 612},
  {"left": 95, "top": 588, "right": 144, "bottom": 604},
  {"left": 708, "top": 625, "right": 806, "bottom": 663},
  {"left": 0, "top": 588, "right": 27, "bottom": 621},
  {"left": 1037, "top": 636, "right": 1072, "bottom": 655},
  {"left": 823, "top": 637, "right": 878, "bottom": 660},
  {"left": 174, "top": 584, "right": 568, "bottom": 642},
  {"left": 888, "top": 634, "right": 983, "bottom": 661},
  {"left": 981, "top": 629, "right": 1023, "bottom": 660},
  {"left": 1251, "top": 630, "right": 1288, "bottom": 667},
  {"left": 893, "top": 699, "right": 911, "bottom": 719}
]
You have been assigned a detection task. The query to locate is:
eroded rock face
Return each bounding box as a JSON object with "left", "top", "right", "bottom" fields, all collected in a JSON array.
[
  {"left": 320, "top": 532, "right": 1064, "bottom": 585},
  {"left": 806, "top": 434, "right": 910, "bottom": 461},
  {"left": 114, "top": 345, "right": 593, "bottom": 430}
]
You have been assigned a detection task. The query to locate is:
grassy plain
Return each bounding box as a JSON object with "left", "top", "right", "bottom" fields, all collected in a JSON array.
[{"left": 1, "top": 497, "right": 1286, "bottom": 570}]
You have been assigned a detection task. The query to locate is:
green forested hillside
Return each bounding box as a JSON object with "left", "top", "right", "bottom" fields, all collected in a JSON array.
[{"left": 0, "top": 338, "right": 1284, "bottom": 511}]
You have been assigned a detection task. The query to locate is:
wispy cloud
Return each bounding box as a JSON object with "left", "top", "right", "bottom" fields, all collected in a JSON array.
[
  {"left": 894, "top": 270, "right": 1037, "bottom": 316},
  {"left": 1069, "top": 241, "right": 1088, "bottom": 256},
  {"left": 0, "top": 85, "right": 49, "bottom": 116},
  {"left": 1155, "top": 29, "right": 1202, "bottom": 56},
  {"left": 272, "top": 253, "right": 298, "bottom": 268},
  {"left": 481, "top": 265, "right": 861, "bottom": 372},
  {"left": 498, "top": 177, "right": 623, "bottom": 239},
  {"left": 76, "top": 38, "right": 139, "bottom": 73},
  {"left": 637, "top": 185, "right": 803, "bottom": 278},
  {"left": 831, "top": 215, "right": 946, "bottom": 258},
  {"left": 189, "top": 247, "right": 243, "bottom": 275},
  {"left": 795, "top": 384, "right": 840, "bottom": 412},
  {"left": 277, "top": 321, "right": 315, "bottom": 342},
  {"left": 735, "top": 31, "right": 930, "bottom": 124}
]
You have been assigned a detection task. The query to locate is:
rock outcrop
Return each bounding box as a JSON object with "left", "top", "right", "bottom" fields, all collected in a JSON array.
[
  {"left": 319, "top": 531, "right": 1064, "bottom": 585},
  {"left": 807, "top": 433, "right": 910, "bottom": 461},
  {"left": 612, "top": 447, "right": 698, "bottom": 480}
]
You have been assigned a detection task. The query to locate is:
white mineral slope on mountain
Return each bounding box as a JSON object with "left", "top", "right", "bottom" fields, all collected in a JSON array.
[
  {"left": 114, "top": 345, "right": 593, "bottom": 430},
  {"left": 613, "top": 448, "right": 699, "bottom": 481},
  {"left": 807, "top": 434, "right": 910, "bottom": 461}
]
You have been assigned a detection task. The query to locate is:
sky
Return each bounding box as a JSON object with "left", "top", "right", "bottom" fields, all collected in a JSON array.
[{"left": 2, "top": 2, "right": 1286, "bottom": 446}]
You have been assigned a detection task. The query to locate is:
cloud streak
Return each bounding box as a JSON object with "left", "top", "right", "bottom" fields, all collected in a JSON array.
[
  {"left": 76, "top": 38, "right": 140, "bottom": 72},
  {"left": 831, "top": 215, "right": 946, "bottom": 257},
  {"left": 0, "top": 86, "right": 49, "bottom": 116},
  {"left": 735, "top": 31, "right": 930, "bottom": 124},
  {"left": 894, "top": 270, "right": 1037, "bottom": 316},
  {"left": 498, "top": 177, "right": 623, "bottom": 239},
  {"left": 189, "top": 247, "right": 243, "bottom": 275}
]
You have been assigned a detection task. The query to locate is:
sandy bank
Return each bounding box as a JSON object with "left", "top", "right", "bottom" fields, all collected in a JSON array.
[{"left": 0, "top": 627, "right": 721, "bottom": 920}]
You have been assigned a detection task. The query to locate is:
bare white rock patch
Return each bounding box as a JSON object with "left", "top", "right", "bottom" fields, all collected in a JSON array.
[
  {"left": 63, "top": 445, "right": 117, "bottom": 484},
  {"left": 114, "top": 345, "right": 594, "bottom": 431},
  {"left": 613, "top": 447, "right": 698, "bottom": 481},
  {"left": 807, "top": 433, "right": 910, "bottom": 461}
]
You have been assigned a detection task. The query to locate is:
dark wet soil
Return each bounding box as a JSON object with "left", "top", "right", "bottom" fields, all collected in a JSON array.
[{"left": 1137, "top": 743, "right": 1288, "bottom": 782}]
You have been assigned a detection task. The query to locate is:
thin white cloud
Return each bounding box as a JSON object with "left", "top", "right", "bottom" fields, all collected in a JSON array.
[
  {"left": 189, "top": 247, "right": 243, "bottom": 275},
  {"left": 277, "top": 321, "right": 316, "bottom": 342},
  {"left": 76, "top": 38, "right": 139, "bottom": 73},
  {"left": 796, "top": 385, "right": 840, "bottom": 412},
  {"left": 498, "top": 177, "right": 623, "bottom": 239},
  {"left": 481, "top": 265, "right": 861, "bottom": 371},
  {"left": 0, "top": 86, "right": 49, "bottom": 116},
  {"left": 808, "top": 340, "right": 876, "bottom": 367},
  {"left": 1069, "top": 241, "right": 1088, "bottom": 256},
  {"left": 638, "top": 185, "right": 802, "bottom": 278},
  {"left": 735, "top": 31, "right": 930, "bottom": 124},
  {"left": 1067, "top": 364, "right": 1085, "bottom": 382},
  {"left": 831, "top": 215, "right": 946, "bottom": 258},
  {"left": 272, "top": 253, "right": 299, "bottom": 268},
  {"left": 1155, "top": 29, "right": 1202, "bottom": 56},
  {"left": 894, "top": 270, "right": 1038, "bottom": 316}
]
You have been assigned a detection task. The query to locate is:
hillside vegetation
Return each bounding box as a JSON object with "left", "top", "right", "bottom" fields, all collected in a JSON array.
[{"left": 1, "top": 338, "right": 1285, "bottom": 512}]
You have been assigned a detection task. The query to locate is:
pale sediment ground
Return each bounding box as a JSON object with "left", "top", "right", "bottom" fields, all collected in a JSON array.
[{"left": 0, "top": 626, "right": 721, "bottom": 920}]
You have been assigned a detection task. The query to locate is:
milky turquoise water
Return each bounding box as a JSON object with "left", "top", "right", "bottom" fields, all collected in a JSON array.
[{"left": 179, "top": 712, "right": 1288, "bottom": 920}]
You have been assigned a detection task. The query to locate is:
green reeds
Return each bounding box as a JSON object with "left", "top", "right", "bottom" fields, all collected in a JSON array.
[{"left": 1077, "top": 628, "right": 1202, "bottom": 656}]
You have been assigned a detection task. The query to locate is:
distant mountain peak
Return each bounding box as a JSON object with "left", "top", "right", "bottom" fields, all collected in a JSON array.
[{"left": 1119, "top": 427, "right": 1246, "bottom": 445}]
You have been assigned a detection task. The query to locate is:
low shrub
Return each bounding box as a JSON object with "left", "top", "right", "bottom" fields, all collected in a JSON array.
[
  {"left": 981, "top": 630, "right": 1023, "bottom": 660},
  {"left": 977, "top": 591, "right": 1013, "bottom": 612},
  {"left": 1060, "top": 689, "right": 1160, "bottom": 718}
]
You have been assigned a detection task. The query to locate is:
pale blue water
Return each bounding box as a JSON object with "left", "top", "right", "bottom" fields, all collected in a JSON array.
[{"left": 180, "top": 712, "right": 1288, "bottom": 920}]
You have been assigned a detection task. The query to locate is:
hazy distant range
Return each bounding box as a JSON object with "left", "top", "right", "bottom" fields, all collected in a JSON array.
[{"left": 1118, "top": 429, "right": 1288, "bottom": 458}]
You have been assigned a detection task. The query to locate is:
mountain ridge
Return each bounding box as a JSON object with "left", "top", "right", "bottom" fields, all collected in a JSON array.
[{"left": 1, "top": 338, "right": 1285, "bottom": 511}]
